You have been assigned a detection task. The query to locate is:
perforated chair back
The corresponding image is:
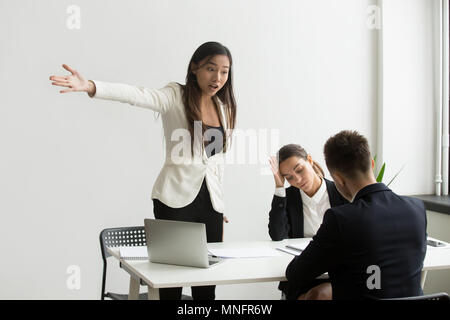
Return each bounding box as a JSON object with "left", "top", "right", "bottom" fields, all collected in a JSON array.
[
  {"left": 99, "top": 226, "right": 147, "bottom": 300},
  {"left": 100, "top": 226, "right": 147, "bottom": 259}
]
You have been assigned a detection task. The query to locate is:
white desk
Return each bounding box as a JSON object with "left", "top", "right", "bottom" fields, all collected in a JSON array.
[{"left": 107, "top": 238, "right": 450, "bottom": 300}]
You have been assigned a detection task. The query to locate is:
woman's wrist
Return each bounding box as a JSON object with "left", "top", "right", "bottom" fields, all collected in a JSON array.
[
  {"left": 87, "top": 80, "right": 96, "bottom": 97},
  {"left": 274, "top": 186, "right": 286, "bottom": 197}
]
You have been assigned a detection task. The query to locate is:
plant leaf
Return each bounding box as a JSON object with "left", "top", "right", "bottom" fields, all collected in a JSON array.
[
  {"left": 386, "top": 164, "right": 406, "bottom": 187},
  {"left": 376, "top": 163, "right": 385, "bottom": 182}
]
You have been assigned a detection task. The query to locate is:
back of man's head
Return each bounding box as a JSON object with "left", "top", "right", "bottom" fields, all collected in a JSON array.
[{"left": 324, "top": 130, "right": 372, "bottom": 179}]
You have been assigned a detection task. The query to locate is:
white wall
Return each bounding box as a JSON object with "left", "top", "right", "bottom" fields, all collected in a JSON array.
[
  {"left": 376, "top": 0, "right": 450, "bottom": 296},
  {"left": 0, "top": 0, "right": 439, "bottom": 299},
  {"left": 380, "top": 0, "right": 437, "bottom": 194}
]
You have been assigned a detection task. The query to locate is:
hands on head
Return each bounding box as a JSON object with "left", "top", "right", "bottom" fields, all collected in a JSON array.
[
  {"left": 269, "top": 155, "right": 285, "bottom": 188},
  {"left": 49, "top": 64, "right": 95, "bottom": 95}
]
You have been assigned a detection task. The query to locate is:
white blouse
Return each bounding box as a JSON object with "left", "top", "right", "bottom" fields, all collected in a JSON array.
[{"left": 89, "top": 80, "right": 230, "bottom": 213}]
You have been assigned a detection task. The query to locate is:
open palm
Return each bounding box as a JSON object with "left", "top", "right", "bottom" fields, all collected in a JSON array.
[{"left": 49, "top": 64, "right": 90, "bottom": 93}]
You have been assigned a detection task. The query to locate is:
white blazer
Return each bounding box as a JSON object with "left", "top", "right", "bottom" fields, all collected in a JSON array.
[{"left": 89, "top": 80, "right": 229, "bottom": 213}]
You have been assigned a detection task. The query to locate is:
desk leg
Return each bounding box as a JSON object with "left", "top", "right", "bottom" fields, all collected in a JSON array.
[
  {"left": 420, "top": 270, "right": 428, "bottom": 290},
  {"left": 147, "top": 287, "right": 160, "bottom": 300},
  {"left": 128, "top": 276, "right": 140, "bottom": 300}
]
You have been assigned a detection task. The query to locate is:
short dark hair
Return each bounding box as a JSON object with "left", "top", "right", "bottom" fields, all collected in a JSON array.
[{"left": 323, "top": 130, "right": 372, "bottom": 178}]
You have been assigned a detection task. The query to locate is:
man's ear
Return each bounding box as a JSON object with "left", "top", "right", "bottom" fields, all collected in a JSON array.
[{"left": 371, "top": 158, "right": 375, "bottom": 170}]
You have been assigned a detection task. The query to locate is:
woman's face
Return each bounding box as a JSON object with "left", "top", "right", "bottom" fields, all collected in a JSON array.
[
  {"left": 192, "top": 54, "right": 230, "bottom": 97},
  {"left": 279, "top": 156, "right": 318, "bottom": 193}
]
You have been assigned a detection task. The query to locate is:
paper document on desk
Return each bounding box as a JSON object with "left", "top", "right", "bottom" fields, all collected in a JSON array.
[
  {"left": 208, "top": 247, "right": 283, "bottom": 258},
  {"left": 119, "top": 246, "right": 148, "bottom": 260},
  {"left": 276, "top": 247, "right": 302, "bottom": 256}
]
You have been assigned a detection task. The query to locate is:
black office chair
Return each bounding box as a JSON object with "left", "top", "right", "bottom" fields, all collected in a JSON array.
[
  {"left": 99, "top": 226, "right": 193, "bottom": 300},
  {"left": 380, "top": 292, "right": 450, "bottom": 301},
  {"left": 100, "top": 226, "right": 149, "bottom": 300}
]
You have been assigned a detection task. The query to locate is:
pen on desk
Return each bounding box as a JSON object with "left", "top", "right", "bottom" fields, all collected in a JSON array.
[
  {"left": 285, "top": 245, "right": 304, "bottom": 252},
  {"left": 276, "top": 247, "right": 302, "bottom": 256}
]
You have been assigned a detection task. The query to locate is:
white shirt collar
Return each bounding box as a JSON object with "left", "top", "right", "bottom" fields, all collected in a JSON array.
[{"left": 300, "top": 178, "right": 326, "bottom": 205}]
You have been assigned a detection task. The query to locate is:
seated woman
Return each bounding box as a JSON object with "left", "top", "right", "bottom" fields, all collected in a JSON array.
[{"left": 268, "top": 144, "right": 348, "bottom": 299}]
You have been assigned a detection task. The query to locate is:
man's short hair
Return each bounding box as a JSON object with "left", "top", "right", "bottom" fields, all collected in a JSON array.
[{"left": 323, "top": 130, "right": 372, "bottom": 178}]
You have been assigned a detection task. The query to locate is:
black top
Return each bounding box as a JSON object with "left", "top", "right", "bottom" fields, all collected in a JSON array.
[
  {"left": 285, "top": 183, "right": 427, "bottom": 300},
  {"left": 268, "top": 178, "right": 348, "bottom": 241},
  {"left": 204, "top": 125, "right": 224, "bottom": 158}
]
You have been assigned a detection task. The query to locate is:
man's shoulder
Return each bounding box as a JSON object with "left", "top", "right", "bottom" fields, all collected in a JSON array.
[
  {"left": 325, "top": 202, "right": 357, "bottom": 217},
  {"left": 396, "top": 194, "right": 426, "bottom": 214},
  {"left": 375, "top": 189, "right": 426, "bottom": 212},
  {"left": 327, "top": 191, "right": 426, "bottom": 218}
]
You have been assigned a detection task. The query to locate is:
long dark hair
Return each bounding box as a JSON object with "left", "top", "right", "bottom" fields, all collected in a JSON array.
[
  {"left": 278, "top": 144, "right": 325, "bottom": 178},
  {"left": 181, "top": 41, "right": 237, "bottom": 155}
]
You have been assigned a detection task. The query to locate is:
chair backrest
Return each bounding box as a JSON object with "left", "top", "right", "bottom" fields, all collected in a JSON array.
[
  {"left": 100, "top": 226, "right": 147, "bottom": 260},
  {"left": 99, "top": 226, "right": 147, "bottom": 300}
]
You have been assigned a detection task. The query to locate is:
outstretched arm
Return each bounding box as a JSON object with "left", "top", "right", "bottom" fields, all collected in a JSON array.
[{"left": 49, "top": 64, "right": 177, "bottom": 113}]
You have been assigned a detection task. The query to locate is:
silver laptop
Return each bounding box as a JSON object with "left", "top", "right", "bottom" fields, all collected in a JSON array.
[{"left": 144, "top": 218, "right": 222, "bottom": 268}]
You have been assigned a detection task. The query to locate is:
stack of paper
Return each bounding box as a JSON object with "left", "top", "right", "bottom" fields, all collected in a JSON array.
[
  {"left": 208, "top": 247, "right": 282, "bottom": 258},
  {"left": 119, "top": 246, "right": 148, "bottom": 260}
]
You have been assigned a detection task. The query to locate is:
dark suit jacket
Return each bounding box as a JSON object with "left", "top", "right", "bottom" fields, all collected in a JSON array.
[
  {"left": 285, "top": 183, "right": 427, "bottom": 300},
  {"left": 268, "top": 178, "right": 348, "bottom": 241}
]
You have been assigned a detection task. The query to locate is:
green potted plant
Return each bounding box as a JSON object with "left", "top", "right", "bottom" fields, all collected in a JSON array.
[{"left": 373, "top": 154, "right": 404, "bottom": 187}]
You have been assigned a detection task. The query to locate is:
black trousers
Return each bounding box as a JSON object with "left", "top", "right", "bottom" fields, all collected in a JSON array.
[{"left": 152, "top": 178, "right": 223, "bottom": 300}]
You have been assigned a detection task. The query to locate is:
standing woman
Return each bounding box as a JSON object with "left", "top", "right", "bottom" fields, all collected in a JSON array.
[
  {"left": 268, "top": 144, "right": 347, "bottom": 299},
  {"left": 49, "top": 42, "right": 236, "bottom": 300}
]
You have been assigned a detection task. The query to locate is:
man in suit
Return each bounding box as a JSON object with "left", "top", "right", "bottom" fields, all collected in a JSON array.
[{"left": 285, "top": 130, "right": 427, "bottom": 300}]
